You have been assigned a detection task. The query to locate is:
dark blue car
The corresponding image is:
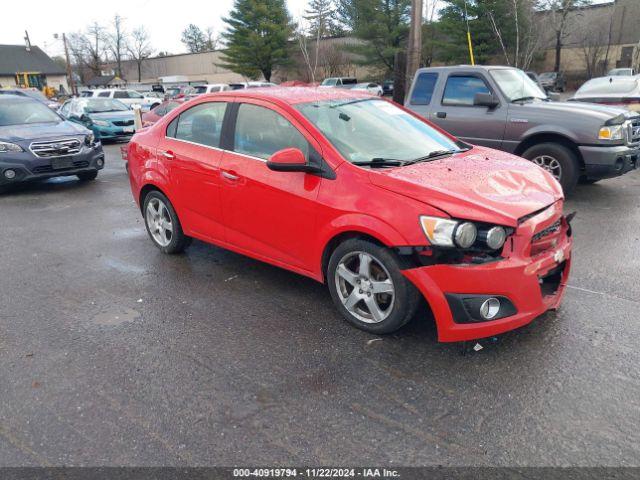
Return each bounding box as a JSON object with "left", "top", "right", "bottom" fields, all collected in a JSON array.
[{"left": 0, "top": 95, "right": 104, "bottom": 191}]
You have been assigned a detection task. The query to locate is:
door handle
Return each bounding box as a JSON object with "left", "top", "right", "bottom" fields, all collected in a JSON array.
[
  {"left": 221, "top": 171, "right": 240, "bottom": 181},
  {"left": 160, "top": 150, "right": 175, "bottom": 159},
  {"left": 436, "top": 111, "right": 447, "bottom": 119}
]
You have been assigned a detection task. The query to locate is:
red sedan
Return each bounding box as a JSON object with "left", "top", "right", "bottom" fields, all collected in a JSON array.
[
  {"left": 141, "top": 98, "right": 187, "bottom": 127},
  {"left": 125, "top": 87, "right": 573, "bottom": 342}
]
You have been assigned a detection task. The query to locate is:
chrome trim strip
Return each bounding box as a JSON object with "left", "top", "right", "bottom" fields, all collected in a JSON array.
[{"left": 163, "top": 136, "right": 268, "bottom": 163}]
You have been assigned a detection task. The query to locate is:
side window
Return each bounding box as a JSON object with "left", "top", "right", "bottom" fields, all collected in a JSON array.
[
  {"left": 166, "top": 117, "right": 178, "bottom": 138},
  {"left": 234, "top": 104, "right": 309, "bottom": 161},
  {"left": 59, "top": 101, "right": 71, "bottom": 116},
  {"left": 171, "top": 102, "right": 227, "bottom": 148},
  {"left": 442, "top": 76, "right": 491, "bottom": 106},
  {"left": 128, "top": 90, "right": 143, "bottom": 99},
  {"left": 113, "top": 91, "right": 128, "bottom": 99},
  {"left": 154, "top": 104, "right": 167, "bottom": 116},
  {"left": 410, "top": 72, "right": 438, "bottom": 105},
  {"left": 98, "top": 91, "right": 111, "bottom": 98}
]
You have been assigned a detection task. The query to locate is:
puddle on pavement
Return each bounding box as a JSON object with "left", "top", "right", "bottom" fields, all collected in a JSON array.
[
  {"left": 92, "top": 307, "right": 141, "bottom": 326},
  {"left": 111, "top": 227, "right": 146, "bottom": 240},
  {"left": 102, "top": 257, "right": 147, "bottom": 274}
]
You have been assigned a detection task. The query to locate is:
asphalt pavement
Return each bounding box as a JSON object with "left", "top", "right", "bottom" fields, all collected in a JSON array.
[{"left": 0, "top": 143, "right": 639, "bottom": 466}]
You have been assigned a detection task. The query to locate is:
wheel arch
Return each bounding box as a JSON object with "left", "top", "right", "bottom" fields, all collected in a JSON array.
[
  {"left": 514, "top": 132, "right": 585, "bottom": 169},
  {"left": 139, "top": 183, "right": 170, "bottom": 213}
]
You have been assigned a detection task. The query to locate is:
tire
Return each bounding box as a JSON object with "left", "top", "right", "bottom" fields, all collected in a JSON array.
[
  {"left": 143, "top": 190, "right": 191, "bottom": 254},
  {"left": 327, "top": 239, "right": 421, "bottom": 334},
  {"left": 522, "top": 142, "right": 579, "bottom": 195},
  {"left": 77, "top": 171, "right": 98, "bottom": 181}
]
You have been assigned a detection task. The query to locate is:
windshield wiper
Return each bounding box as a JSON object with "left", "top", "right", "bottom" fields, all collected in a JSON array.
[
  {"left": 511, "top": 96, "right": 536, "bottom": 103},
  {"left": 405, "top": 148, "right": 467, "bottom": 165},
  {"left": 352, "top": 157, "right": 406, "bottom": 168}
]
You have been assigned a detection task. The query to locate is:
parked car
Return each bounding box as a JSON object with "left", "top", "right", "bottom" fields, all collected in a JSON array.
[
  {"left": 82, "top": 89, "right": 160, "bottom": 111},
  {"left": 525, "top": 71, "right": 545, "bottom": 90},
  {"left": 0, "top": 95, "right": 104, "bottom": 191},
  {"left": 319, "top": 77, "right": 358, "bottom": 88},
  {"left": 193, "top": 84, "right": 232, "bottom": 95},
  {"left": 59, "top": 98, "right": 136, "bottom": 142},
  {"left": 571, "top": 75, "right": 640, "bottom": 111},
  {"left": 141, "top": 98, "right": 187, "bottom": 127},
  {"left": 0, "top": 88, "right": 59, "bottom": 110},
  {"left": 352, "top": 82, "right": 383, "bottom": 96},
  {"left": 165, "top": 85, "right": 197, "bottom": 99},
  {"left": 228, "top": 82, "right": 277, "bottom": 90},
  {"left": 607, "top": 68, "right": 635, "bottom": 76},
  {"left": 143, "top": 91, "right": 165, "bottom": 99},
  {"left": 125, "top": 87, "right": 572, "bottom": 342},
  {"left": 382, "top": 79, "right": 394, "bottom": 96},
  {"left": 405, "top": 65, "right": 640, "bottom": 192},
  {"left": 538, "top": 71, "right": 566, "bottom": 92}
]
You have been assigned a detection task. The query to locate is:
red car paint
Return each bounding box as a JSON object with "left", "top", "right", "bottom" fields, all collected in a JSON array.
[{"left": 126, "top": 87, "right": 572, "bottom": 342}]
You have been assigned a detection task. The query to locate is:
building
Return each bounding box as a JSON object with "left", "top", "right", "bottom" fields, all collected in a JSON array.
[
  {"left": 538, "top": 0, "right": 640, "bottom": 78},
  {"left": 0, "top": 44, "right": 69, "bottom": 92}
]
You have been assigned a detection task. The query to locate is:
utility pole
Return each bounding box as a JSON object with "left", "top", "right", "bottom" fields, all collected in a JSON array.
[
  {"left": 61, "top": 33, "right": 77, "bottom": 95},
  {"left": 405, "top": 0, "right": 423, "bottom": 88}
]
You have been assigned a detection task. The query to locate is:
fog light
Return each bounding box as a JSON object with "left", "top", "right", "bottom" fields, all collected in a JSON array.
[
  {"left": 97, "top": 158, "right": 104, "bottom": 167},
  {"left": 480, "top": 298, "right": 501, "bottom": 320},
  {"left": 4, "top": 169, "right": 16, "bottom": 179}
]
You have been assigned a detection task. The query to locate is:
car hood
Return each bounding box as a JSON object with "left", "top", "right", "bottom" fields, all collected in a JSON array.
[
  {"left": 0, "top": 121, "right": 88, "bottom": 142},
  {"left": 368, "top": 147, "right": 563, "bottom": 227},
  {"left": 524, "top": 99, "right": 635, "bottom": 122},
  {"left": 89, "top": 111, "right": 135, "bottom": 121}
]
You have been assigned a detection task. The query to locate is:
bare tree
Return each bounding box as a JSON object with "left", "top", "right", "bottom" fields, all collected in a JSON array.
[
  {"left": 85, "top": 22, "right": 106, "bottom": 76},
  {"left": 128, "top": 27, "right": 154, "bottom": 82},
  {"left": 540, "top": 0, "right": 589, "bottom": 72},
  {"left": 108, "top": 15, "right": 129, "bottom": 78},
  {"left": 204, "top": 27, "right": 219, "bottom": 51},
  {"left": 295, "top": 21, "right": 322, "bottom": 83},
  {"left": 580, "top": 8, "right": 615, "bottom": 78}
]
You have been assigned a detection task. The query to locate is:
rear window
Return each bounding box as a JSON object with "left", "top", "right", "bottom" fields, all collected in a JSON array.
[
  {"left": 410, "top": 72, "right": 438, "bottom": 105},
  {"left": 342, "top": 78, "right": 357, "bottom": 85},
  {"left": 577, "top": 77, "right": 639, "bottom": 96}
]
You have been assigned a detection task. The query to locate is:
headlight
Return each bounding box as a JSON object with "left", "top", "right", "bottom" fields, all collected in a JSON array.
[
  {"left": 598, "top": 124, "right": 625, "bottom": 140},
  {"left": 92, "top": 120, "right": 110, "bottom": 127},
  {"left": 0, "top": 141, "right": 24, "bottom": 153},
  {"left": 484, "top": 226, "right": 507, "bottom": 250},
  {"left": 420, "top": 216, "right": 477, "bottom": 248},
  {"left": 85, "top": 132, "right": 95, "bottom": 145}
]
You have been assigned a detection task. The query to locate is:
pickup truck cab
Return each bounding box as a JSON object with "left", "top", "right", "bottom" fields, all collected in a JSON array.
[{"left": 405, "top": 65, "right": 640, "bottom": 193}]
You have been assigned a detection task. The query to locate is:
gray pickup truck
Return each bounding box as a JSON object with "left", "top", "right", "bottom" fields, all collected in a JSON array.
[{"left": 405, "top": 65, "right": 640, "bottom": 193}]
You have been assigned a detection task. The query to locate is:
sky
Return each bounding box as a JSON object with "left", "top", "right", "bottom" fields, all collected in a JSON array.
[{"left": 1, "top": 0, "right": 310, "bottom": 58}]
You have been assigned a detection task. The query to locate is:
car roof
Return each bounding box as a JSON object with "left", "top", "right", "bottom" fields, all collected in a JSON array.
[
  {"left": 416, "top": 65, "right": 514, "bottom": 73},
  {"left": 0, "top": 93, "right": 33, "bottom": 102},
  {"left": 204, "top": 86, "right": 374, "bottom": 105}
]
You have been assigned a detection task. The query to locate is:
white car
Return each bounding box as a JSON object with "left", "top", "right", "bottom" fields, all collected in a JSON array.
[
  {"left": 572, "top": 76, "right": 640, "bottom": 111},
  {"left": 319, "top": 77, "right": 358, "bottom": 89},
  {"left": 193, "top": 84, "right": 232, "bottom": 95},
  {"left": 352, "top": 82, "right": 384, "bottom": 96},
  {"left": 228, "top": 81, "right": 277, "bottom": 90},
  {"left": 83, "top": 89, "right": 160, "bottom": 111}
]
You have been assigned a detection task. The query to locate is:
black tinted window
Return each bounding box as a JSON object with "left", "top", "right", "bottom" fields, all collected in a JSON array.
[
  {"left": 410, "top": 72, "right": 438, "bottom": 105},
  {"left": 113, "top": 91, "right": 128, "bottom": 99},
  {"left": 442, "top": 76, "right": 490, "bottom": 106},
  {"left": 98, "top": 91, "right": 111, "bottom": 98},
  {"left": 172, "top": 102, "right": 227, "bottom": 148},
  {"left": 234, "top": 104, "right": 308, "bottom": 160}
]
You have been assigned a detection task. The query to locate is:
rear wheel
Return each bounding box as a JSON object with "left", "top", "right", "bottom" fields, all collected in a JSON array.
[
  {"left": 77, "top": 171, "right": 98, "bottom": 181},
  {"left": 327, "top": 239, "right": 421, "bottom": 334},
  {"left": 522, "top": 142, "right": 579, "bottom": 195},
  {"left": 143, "top": 190, "right": 191, "bottom": 254}
]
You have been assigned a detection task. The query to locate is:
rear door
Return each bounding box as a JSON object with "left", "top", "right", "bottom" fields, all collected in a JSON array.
[
  {"left": 429, "top": 72, "right": 507, "bottom": 149},
  {"left": 156, "top": 100, "right": 229, "bottom": 241},
  {"left": 218, "top": 100, "right": 322, "bottom": 271}
]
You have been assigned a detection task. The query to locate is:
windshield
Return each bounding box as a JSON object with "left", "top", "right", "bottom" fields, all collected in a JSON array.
[
  {"left": 490, "top": 69, "right": 547, "bottom": 101},
  {"left": 83, "top": 99, "right": 129, "bottom": 113},
  {"left": 194, "top": 86, "right": 207, "bottom": 94},
  {"left": 540, "top": 72, "right": 556, "bottom": 80},
  {"left": 0, "top": 99, "right": 60, "bottom": 126},
  {"left": 321, "top": 79, "right": 337, "bottom": 86},
  {"left": 296, "top": 99, "right": 463, "bottom": 165},
  {"left": 609, "top": 69, "right": 632, "bottom": 76}
]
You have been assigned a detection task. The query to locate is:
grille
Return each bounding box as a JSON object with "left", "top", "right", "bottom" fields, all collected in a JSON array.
[
  {"left": 532, "top": 219, "right": 561, "bottom": 242},
  {"left": 113, "top": 120, "right": 134, "bottom": 127},
  {"left": 627, "top": 118, "right": 640, "bottom": 146},
  {"left": 30, "top": 138, "right": 81, "bottom": 158},
  {"left": 32, "top": 160, "right": 89, "bottom": 174}
]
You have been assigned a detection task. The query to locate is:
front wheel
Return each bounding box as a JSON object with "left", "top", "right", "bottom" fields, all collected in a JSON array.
[
  {"left": 522, "top": 142, "right": 579, "bottom": 195},
  {"left": 143, "top": 190, "right": 191, "bottom": 254},
  {"left": 327, "top": 239, "right": 421, "bottom": 334}
]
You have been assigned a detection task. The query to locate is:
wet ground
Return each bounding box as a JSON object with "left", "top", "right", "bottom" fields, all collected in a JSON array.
[{"left": 0, "top": 144, "right": 639, "bottom": 466}]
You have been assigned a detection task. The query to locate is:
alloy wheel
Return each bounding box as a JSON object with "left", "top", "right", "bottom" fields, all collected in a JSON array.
[
  {"left": 145, "top": 197, "right": 173, "bottom": 247},
  {"left": 334, "top": 251, "right": 395, "bottom": 324},
  {"left": 532, "top": 155, "right": 562, "bottom": 181}
]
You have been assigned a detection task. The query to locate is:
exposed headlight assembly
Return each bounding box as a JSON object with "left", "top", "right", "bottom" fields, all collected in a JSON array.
[
  {"left": 420, "top": 216, "right": 508, "bottom": 251},
  {"left": 0, "top": 141, "right": 24, "bottom": 153}
]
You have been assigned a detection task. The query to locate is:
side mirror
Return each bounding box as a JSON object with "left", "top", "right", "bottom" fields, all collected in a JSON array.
[
  {"left": 547, "top": 92, "right": 560, "bottom": 101},
  {"left": 473, "top": 92, "right": 499, "bottom": 109},
  {"left": 267, "top": 148, "right": 321, "bottom": 174}
]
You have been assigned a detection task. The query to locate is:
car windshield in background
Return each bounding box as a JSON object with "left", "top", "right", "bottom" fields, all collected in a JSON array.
[
  {"left": 577, "top": 77, "right": 639, "bottom": 96},
  {"left": 296, "top": 98, "right": 462, "bottom": 165},
  {"left": 84, "top": 99, "right": 129, "bottom": 113},
  {"left": 490, "top": 69, "right": 547, "bottom": 101},
  {"left": 540, "top": 72, "right": 557, "bottom": 79},
  {"left": 0, "top": 99, "right": 60, "bottom": 126}
]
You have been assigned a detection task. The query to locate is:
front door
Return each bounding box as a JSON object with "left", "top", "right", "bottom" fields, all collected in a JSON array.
[
  {"left": 219, "top": 101, "right": 322, "bottom": 272},
  {"left": 429, "top": 73, "right": 507, "bottom": 149},
  {"left": 156, "top": 101, "right": 228, "bottom": 241}
]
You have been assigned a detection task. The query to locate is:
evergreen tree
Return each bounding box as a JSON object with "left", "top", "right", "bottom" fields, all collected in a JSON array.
[
  {"left": 181, "top": 24, "right": 207, "bottom": 53},
  {"left": 220, "top": 0, "right": 293, "bottom": 81},
  {"left": 304, "top": 0, "right": 342, "bottom": 38}
]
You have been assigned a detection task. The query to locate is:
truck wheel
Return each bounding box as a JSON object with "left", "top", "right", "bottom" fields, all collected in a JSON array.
[
  {"left": 327, "top": 239, "right": 421, "bottom": 334},
  {"left": 522, "top": 143, "right": 579, "bottom": 195}
]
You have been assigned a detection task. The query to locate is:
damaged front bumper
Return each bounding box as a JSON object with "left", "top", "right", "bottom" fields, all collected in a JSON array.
[{"left": 402, "top": 205, "right": 573, "bottom": 342}]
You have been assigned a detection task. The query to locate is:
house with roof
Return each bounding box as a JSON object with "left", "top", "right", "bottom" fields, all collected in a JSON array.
[{"left": 0, "top": 44, "right": 69, "bottom": 92}]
